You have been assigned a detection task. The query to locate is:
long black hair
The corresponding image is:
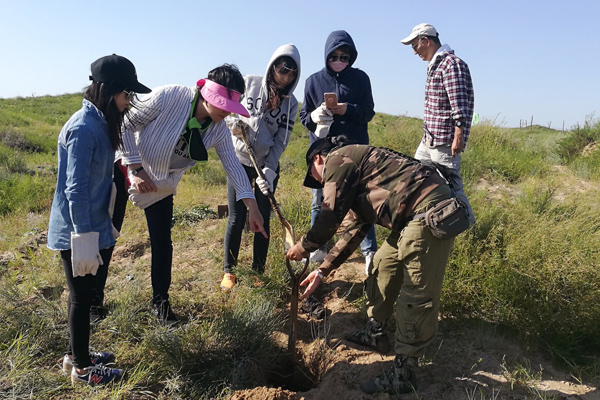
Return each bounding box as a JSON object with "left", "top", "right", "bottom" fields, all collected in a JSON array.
[
  {"left": 265, "top": 56, "right": 297, "bottom": 111},
  {"left": 83, "top": 82, "right": 130, "bottom": 150},
  {"left": 205, "top": 64, "right": 246, "bottom": 98}
]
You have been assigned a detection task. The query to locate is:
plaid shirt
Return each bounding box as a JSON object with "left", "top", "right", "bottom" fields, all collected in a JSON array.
[{"left": 422, "top": 49, "right": 474, "bottom": 147}]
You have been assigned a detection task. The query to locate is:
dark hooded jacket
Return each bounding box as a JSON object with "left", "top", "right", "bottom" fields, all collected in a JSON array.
[{"left": 299, "top": 30, "right": 375, "bottom": 145}]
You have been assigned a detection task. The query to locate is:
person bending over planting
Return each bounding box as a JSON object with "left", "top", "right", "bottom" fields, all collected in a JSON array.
[{"left": 286, "top": 135, "right": 469, "bottom": 395}]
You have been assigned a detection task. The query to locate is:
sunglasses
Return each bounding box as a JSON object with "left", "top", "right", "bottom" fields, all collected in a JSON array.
[
  {"left": 327, "top": 54, "right": 350, "bottom": 63},
  {"left": 276, "top": 66, "right": 298, "bottom": 76},
  {"left": 123, "top": 90, "right": 136, "bottom": 100},
  {"left": 411, "top": 37, "right": 426, "bottom": 51}
]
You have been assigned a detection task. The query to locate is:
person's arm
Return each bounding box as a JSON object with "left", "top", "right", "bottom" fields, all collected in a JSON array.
[
  {"left": 443, "top": 60, "right": 472, "bottom": 155},
  {"left": 286, "top": 154, "right": 367, "bottom": 273},
  {"left": 299, "top": 79, "right": 318, "bottom": 132},
  {"left": 336, "top": 71, "right": 375, "bottom": 125},
  {"left": 263, "top": 98, "right": 298, "bottom": 172},
  {"left": 64, "top": 125, "right": 95, "bottom": 233},
  {"left": 121, "top": 90, "right": 164, "bottom": 191}
]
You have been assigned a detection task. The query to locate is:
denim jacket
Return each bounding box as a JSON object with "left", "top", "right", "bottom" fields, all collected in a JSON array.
[{"left": 47, "top": 99, "right": 116, "bottom": 251}]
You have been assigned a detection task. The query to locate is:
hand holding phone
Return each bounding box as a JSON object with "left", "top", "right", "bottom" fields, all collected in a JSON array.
[{"left": 324, "top": 92, "right": 337, "bottom": 109}]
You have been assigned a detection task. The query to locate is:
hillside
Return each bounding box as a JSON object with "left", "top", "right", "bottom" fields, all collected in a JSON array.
[{"left": 1, "top": 94, "right": 600, "bottom": 399}]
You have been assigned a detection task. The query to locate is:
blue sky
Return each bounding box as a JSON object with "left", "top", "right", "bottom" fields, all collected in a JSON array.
[{"left": 1, "top": 0, "right": 598, "bottom": 129}]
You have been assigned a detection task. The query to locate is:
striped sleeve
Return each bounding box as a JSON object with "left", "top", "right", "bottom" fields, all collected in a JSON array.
[{"left": 209, "top": 122, "right": 255, "bottom": 201}]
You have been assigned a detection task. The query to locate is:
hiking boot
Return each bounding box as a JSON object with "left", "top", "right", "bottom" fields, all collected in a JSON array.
[
  {"left": 220, "top": 273, "right": 236, "bottom": 292},
  {"left": 62, "top": 351, "right": 116, "bottom": 374},
  {"left": 71, "top": 364, "right": 123, "bottom": 385},
  {"left": 152, "top": 299, "right": 179, "bottom": 324},
  {"left": 360, "top": 354, "right": 418, "bottom": 395},
  {"left": 345, "top": 317, "right": 391, "bottom": 353},
  {"left": 301, "top": 295, "right": 325, "bottom": 319}
]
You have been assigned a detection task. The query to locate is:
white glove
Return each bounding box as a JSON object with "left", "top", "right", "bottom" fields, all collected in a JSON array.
[
  {"left": 226, "top": 115, "right": 248, "bottom": 139},
  {"left": 315, "top": 121, "right": 333, "bottom": 138},
  {"left": 71, "top": 231, "right": 103, "bottom": 278},
  {"left": 310, "top": 103, "right": 333, "bottom": 124},
  {"left": 256, "top": 167, "right": 277, "bottom": 195},
  {"left": 128, "top": 177, "right": 177, "bottom": 209}
]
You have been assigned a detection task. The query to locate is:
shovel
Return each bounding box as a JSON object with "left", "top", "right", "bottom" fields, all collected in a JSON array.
[{"left": 235, "top": 126, "right": 296, "bottom": 250}]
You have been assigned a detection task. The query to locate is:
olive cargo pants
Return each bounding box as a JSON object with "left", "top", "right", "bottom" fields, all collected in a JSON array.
[{"left": 364, "top": 184, "right": 454, "bottom": 358}]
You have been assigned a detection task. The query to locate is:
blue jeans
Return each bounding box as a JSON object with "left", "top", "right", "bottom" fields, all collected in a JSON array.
[
  {"left": 311, "top": 188, "right": 377, "bottom": 255},
  {"left": 223, "top": 165, "right": 279, "bottom": 274},
  {"left": 414, "top": 142, "right": 475, "bottom": 226}
]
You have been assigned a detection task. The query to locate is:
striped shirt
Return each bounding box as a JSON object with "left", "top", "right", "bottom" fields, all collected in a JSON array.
[
  {"left": 423, "top": 48, "right": 474, "bottom": 147},
  {"left": 118, "top": 85, "right": 254, "bottom": 204}
]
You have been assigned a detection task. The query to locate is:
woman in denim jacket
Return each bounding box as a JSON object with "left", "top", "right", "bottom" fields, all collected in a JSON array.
[{"left": 47, "top": 54, "right": 150, "bottom": 385}]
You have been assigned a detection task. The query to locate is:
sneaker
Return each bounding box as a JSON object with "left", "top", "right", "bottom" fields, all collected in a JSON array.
[
  {"left": 345, "top": 317, "right": 391, "bottom": 353},
  {"left": 152, "top": 299, "right": 179, "bottom": 324},
  {"left": 309, "top": 249, "right": 327, "bottom": 264},
  {"left": 360, "top": 354, "right": 418, "bottom": 394},
  {"left": 220, "top": 273, "right": 236, "bottom": 292},
  {"left": 62, "top": 351, "right": 116, "bottom": 374},
  {"left": 364, "top": 251, "right": 375, "bottom": 276},
  {"left": 71, "top": 364, "right": 123, "bottom": 385},
  {"left": 301, "top": 295, "right": 325, "bottom": 319}
]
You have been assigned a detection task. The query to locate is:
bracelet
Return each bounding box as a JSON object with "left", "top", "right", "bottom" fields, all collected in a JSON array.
[
  {"left": 316, "top": 270, "right": 324, "bottom": 279},
  {"left": 130, "top": 166, "right": 144, "bottom": 176}
]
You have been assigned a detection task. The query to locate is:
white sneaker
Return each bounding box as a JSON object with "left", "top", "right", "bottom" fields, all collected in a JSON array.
[
  {"left": 309, "top": 249, "right": 327, "bottom": 264},
  {"left": 364, "top": 252, "right": 375, "bottom": 276}
]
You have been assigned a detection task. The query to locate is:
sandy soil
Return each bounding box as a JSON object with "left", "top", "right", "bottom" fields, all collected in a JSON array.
[{"left": 229, "top": 257, "right": 599, "bottom": 400}]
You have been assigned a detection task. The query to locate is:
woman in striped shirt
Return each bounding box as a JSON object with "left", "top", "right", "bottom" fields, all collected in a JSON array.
[{"left": 115, "top": 64, "right": 266, "bottom": 323}]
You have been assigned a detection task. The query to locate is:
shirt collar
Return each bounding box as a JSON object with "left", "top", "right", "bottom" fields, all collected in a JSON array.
[{"left": 428, "top": 43, "right": 452, "bottom": 68}]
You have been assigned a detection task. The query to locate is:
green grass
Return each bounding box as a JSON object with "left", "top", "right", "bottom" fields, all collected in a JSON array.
[{"left": 1, "top": 93, "right": 600, "bottom": 397}]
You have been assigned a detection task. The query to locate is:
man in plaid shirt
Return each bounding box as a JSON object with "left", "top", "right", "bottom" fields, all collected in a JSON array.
[{"left": 401, "top": 23, "right": 475, "bottom": 225}]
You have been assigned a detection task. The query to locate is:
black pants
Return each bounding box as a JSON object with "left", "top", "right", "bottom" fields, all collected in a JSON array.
[
  {"left": 112, "top": 162, "right": 174, "bottom": 304},
  {"left": 144, "top": 195, "right": 174, "bottom": 303},
  {"left": 62, "top": 247, "right": 113, "bottom": 369},
  {"left": 223, "top": 164, "right": 278, "bottom": 274}
]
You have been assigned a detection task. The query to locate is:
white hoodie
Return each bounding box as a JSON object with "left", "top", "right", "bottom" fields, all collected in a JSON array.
[{"left": 229, "top": 43, "right": 301, "bottom": 171}]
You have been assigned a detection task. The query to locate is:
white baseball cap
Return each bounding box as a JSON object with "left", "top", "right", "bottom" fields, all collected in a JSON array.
[{"left": 400, "top": 23, "right": 438, "bottom": 44}]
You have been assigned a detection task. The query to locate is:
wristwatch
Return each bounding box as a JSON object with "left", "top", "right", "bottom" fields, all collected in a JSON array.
[
  {"left": 130, "top": 166, "right": 144, "bottom": 176},
  {"left": 455, "top": 120, "right": 465, "bottom": 128}
]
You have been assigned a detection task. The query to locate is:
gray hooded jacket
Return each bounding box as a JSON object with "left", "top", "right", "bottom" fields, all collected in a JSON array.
[{"left": 228, "top": 43, "right": 301, "bottom": 171}]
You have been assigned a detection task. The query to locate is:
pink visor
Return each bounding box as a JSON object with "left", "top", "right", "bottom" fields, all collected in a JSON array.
[{"left": 197, "top": 79, "right": 250, "bottom": 117}]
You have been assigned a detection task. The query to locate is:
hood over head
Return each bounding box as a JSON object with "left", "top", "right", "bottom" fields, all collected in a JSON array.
[
  {"left": 264, "top": 43, "right": 301, "bottom": 97},
  {"left": 323, "top": 30, "right": 358, "bottom": 69}
]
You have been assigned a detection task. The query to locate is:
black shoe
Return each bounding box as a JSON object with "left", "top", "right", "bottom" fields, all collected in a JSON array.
[
  {"left": 301, "top": 295, "right": 325, "bottom": 319},
  {"left": 345, "top": 317, "right": 391, "bottom": 353},
  {"left": 152, "top": 300, "right": 179, "bottom": 324},
  {"left": 90, "top": 305, "right": 108, "bottom": 323},
  {"left": 360, "top": 354, "right": 418, "bottom": 394}
]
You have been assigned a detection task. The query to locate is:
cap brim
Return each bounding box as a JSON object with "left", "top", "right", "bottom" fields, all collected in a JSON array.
[
  {"left": 303, "top": 166, "right": 323, "bottom": 189},
  {"left": 203, "top": 91, "right": 250, "bottom": 118},
  {"left": 129, "top": 81, "right": 152, "bottom": 94},
  {"left": 400, "top": 33, "right": 418, "bottom": 45}
]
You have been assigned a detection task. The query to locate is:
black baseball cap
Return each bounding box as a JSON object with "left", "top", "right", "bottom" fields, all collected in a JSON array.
[
  {"left": 89, "top": 54, "right": 151, "bottom": 94},
  {"left": 303, "top": 136, "right": 348, "bottom": 188}
]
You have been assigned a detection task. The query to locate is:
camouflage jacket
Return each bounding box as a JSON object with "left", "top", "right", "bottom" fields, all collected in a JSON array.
[{"left": 301, "top": 144, "right": 445, "bottom": 276}]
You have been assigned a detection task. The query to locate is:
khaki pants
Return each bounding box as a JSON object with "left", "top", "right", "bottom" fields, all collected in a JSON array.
[{"left": 364, "top": 184, "right": 454, "bottom": 358}]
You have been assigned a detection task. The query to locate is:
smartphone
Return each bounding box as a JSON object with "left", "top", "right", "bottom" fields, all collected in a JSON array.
[{"left": 324, "top": 92, "right": 337, "bottom": 109}]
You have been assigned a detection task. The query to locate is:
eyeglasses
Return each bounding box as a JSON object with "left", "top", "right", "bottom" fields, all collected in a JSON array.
[
  {"left": 276, "top": 66, "right": 298, "bottom": 76},
  {"left": 411, "top": 37, "right": 426, "bottom": 51},
  {"left": 327, "top": 54, "right": 350, "bottom": 63},
  {"left": 123, "top": 90, "right": 136, "bottom": 100}
]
